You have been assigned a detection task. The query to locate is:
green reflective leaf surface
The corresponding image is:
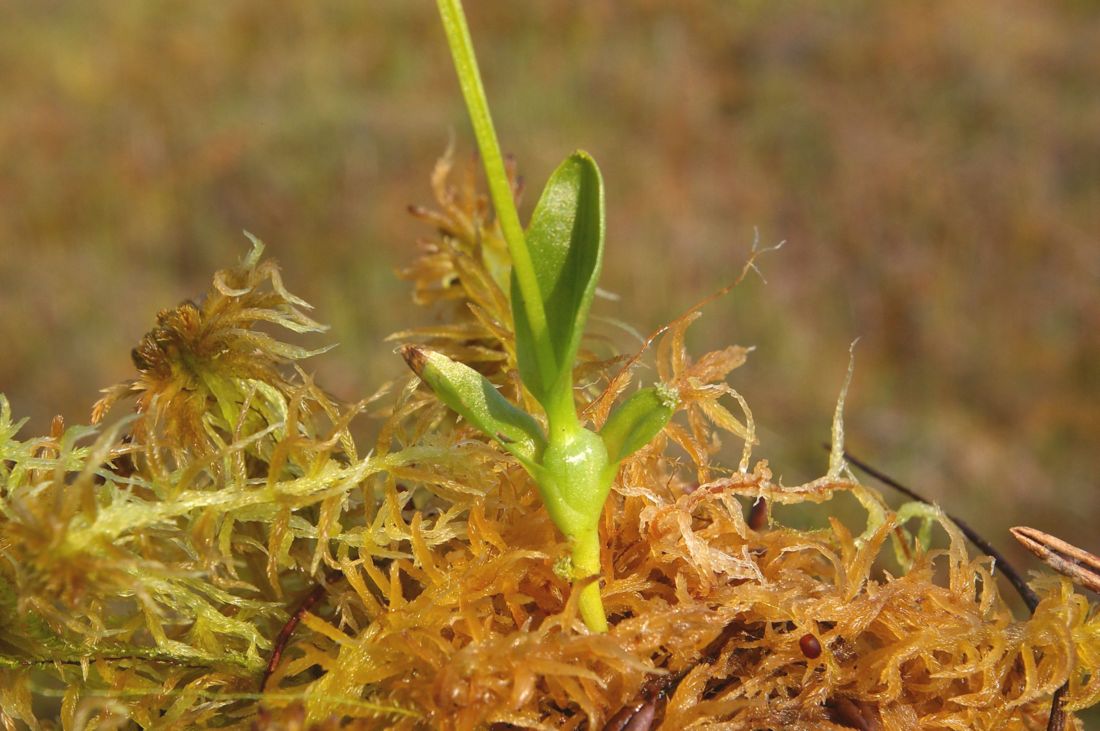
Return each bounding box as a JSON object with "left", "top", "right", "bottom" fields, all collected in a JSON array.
[
  {"left": 402, "top": 345, "right": 546, "bottom": 466},
  {"left": 600, "top": 384, "right": 679, "bottom": 466},
  {"left": 512, "top": 151, "right": 605, "bottom": 427}
]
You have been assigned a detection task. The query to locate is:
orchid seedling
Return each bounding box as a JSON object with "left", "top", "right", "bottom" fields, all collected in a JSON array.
[{"left": 400, "top": 0, "right": 679, "bottom": 632}]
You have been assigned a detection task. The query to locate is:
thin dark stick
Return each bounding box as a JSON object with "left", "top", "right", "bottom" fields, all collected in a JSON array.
[
  {"left": 832, "top": 446, "right": 1067, "bottom": 729},
  {"left": 259, "top": 577, "right": 332, "bottom": 692},
  {"left": 1047, "top": 685, "right": 1067, "bottom": 731},
  {"left": 833, "top": 446, "right": 1039, "bottom": 611},
  {"left": 600, "top": 621, "right": 743, "bottom": 731}
]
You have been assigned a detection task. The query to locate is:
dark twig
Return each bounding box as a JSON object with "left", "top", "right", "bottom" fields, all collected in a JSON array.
[
  {"left": 831, "top": 445, "right": 1039, "bottom": 611},
  {"left": 831, "top": 446, "right": 1067, "bottom": 730},
  {"left": 600, "top": 621, "right": 745, "bottom": 731},
  {"left": 1047, "top": 686, "right": 1067, "bottom": 731},
  {"left": 259, "top": 573, "right": 339, "bottom": 692},
  {"left": 1012, "top": 525, "right": 1100, "bottom": 594}
]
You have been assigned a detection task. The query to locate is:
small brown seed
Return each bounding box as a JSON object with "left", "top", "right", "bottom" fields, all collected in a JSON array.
[
  {"left": 799, "top": 633, "right": 822, "bottom": 659},
  {"left": 748, "top": 497, "right": 768, "bottom": 530}
]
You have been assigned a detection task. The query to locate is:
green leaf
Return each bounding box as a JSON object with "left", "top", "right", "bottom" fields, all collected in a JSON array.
[
  {"left": 600, "top": 383, "right": 679, "bottom": 465},
  {"left": 401, "top": 346, "right": 546, "bottom": 466},
  {"left": 512, "top": 151, "right": 605, "bottom": 427}
]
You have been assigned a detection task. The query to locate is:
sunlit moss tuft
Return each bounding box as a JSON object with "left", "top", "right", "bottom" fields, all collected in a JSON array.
[{"left": 92, "top": 235, "right": 333, "bottom": 462}]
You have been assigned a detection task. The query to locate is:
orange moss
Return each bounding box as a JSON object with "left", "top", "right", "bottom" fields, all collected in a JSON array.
[
  {"left": 2, "top": 155, "right": 1098, "bottom": 730},
  {"left": 257, "top": 155, "right": 1100, "bottom": 729}
]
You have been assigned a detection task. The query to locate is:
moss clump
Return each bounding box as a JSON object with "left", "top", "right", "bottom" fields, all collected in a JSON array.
[{"left": 2, "top": 156, "right": 1099, "bottom": 730}]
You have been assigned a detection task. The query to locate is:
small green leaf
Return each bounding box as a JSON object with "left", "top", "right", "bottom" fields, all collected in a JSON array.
[
  {"left": 401, "top": 346, "right": 546, "bottom": 466},
  {"left": 600, "top": 383, "right": 679, "bottom": 465},
  {"left": 513, "top": 151, "right": 605, "bottom": 427}
]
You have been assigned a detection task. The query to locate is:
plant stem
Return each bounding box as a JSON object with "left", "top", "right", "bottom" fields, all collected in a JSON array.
[
  {"left": 435, "top": 0, "right": 558, "bottom": 389},
  {"left": 571, "top": 529, "right": 608, "bottom": 632},
  {"left": 436, "top": 0, "right": 609, "bottom": 634}
]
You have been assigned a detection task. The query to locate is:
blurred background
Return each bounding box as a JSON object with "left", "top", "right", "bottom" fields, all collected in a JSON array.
[{"left": 1, "top": 2, "right": 1098, "bottom": 590}]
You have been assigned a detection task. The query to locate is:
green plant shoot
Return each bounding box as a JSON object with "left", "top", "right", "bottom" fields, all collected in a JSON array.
[{"left": 409, "top": 0, "right": 679, "bottom": 632}]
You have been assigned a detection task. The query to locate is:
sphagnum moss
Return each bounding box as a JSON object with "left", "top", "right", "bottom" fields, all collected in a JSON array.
[{"left": 4, "top": 3, "right": 1100, "bottom": 730}]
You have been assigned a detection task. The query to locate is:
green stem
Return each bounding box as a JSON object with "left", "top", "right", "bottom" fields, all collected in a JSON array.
[
  {"left": 571, "top": 529, "right": 608, "bottom": 632},
  {"left": 435, "top": 0, "right": 609, "bottom": 635},
  {"left": 435, "top": 0, "right": 557, "bottom": 389}
]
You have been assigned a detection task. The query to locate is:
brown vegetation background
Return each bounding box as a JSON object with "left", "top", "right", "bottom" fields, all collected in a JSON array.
[{"left": 2, "top": 2, "right": 1098, "bottom": 587}]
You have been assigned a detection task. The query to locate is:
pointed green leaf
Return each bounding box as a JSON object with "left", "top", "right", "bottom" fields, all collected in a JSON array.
[
  {"left": 600, "top": 383, "right": 679, "bottom": 465},
  {"left": 401, "top": 346, "right": 546, "bottom": 465},
  {"left": 512, "top": 151, "right": 605, "bottom": 426}
]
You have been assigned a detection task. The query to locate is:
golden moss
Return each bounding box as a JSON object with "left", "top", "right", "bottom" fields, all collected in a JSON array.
[
  {"left": 261, "top": 156, "right": 1100, "bottom": 729},
  {"left": 1, "top": 158, "right": 1098, "bottom": 730},
  {"left": 91, "top": 235, "right": 333, "bottom": 461}
]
